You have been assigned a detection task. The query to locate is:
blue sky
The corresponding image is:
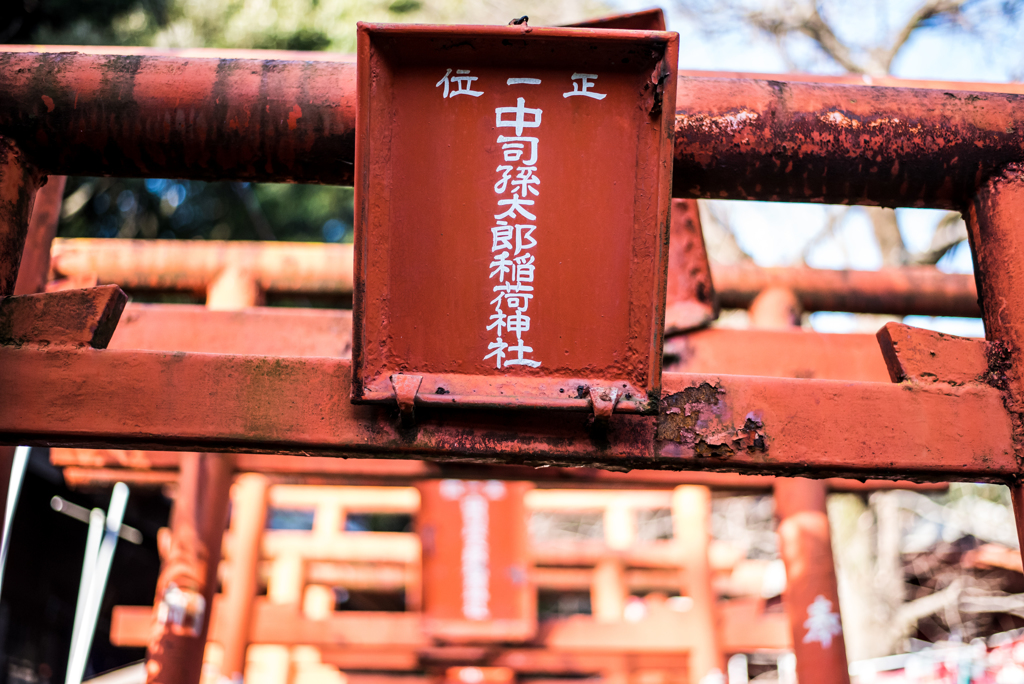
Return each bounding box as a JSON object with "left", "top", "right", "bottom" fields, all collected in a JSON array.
[{"left": 607, "top": 0, "right": 1024, "bottom": 336}]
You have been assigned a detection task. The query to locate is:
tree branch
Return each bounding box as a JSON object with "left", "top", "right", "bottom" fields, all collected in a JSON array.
[{"left": 881, "top": 0, "right": 968, "bottom": 72}]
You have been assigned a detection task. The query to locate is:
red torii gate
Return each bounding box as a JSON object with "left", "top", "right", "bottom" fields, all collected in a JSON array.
[{"left": 2, "top": 17, "right": 1024, "bottom": 684}]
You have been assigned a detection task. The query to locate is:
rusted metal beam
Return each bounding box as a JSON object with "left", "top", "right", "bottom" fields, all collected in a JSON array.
[
  {"left": 0, "top": 50, "right": 357, "bottom": 185},
  {"left": 51, "top": 237, "right": 979, "bottom": 317},
  {"left": 876, "top": 321, "right": 990, "bottom": 384},
  {"left": 46, "top": 300, "right": 942, "bottom": 489},
  {"left": 109, "top": 301, "right": 892, "bottom": 380},
  {"left": 3, "top": 47, "right": 1024, "bottom": 209},
  {"left": 713, "top": 264, "right": 980, "bottom": 318},
  {"left": 964, "top": 164, "right": 1024, "bottom": 570},
  {"left": 0, "top": 285, "right": 127, "bottom": 349},
  {"left": 965, "top": 165, "right": 1024, "bottom": 454},
  {"left": 111, "top": 303, "right": 353, "bottom": 357},
  {"left": 53, "top": 452, "right": 945, "bottom": 493},
  {"left": 50, "top": 239, "right": 353, "bottom": 295},
  {"left": 671, "top": 75, "right": 1024, "bottom": 209},
  {"left": 0, "top": 344, "right": 1012, "bottom": 480}
]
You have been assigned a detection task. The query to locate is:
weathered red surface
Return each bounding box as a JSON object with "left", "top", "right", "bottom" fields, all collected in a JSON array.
[
  {"left": 665, "top": 200, "right": 718, "bottom": 334},
  {"left": 52, "top": 449, "right": 945, "bottom": 494},
  {"left": 49, "top": 237, "right": 980, "bottom": 318},
  {"left": 673, "top": 76, "right": 1024, "bottom": 209},
  {"left": 0, "top": 346, "right": 1012, "bottom": 480},
  {"left": 111, "top": 302, "right": 895, "bottom": 383},
  {"left": 418, "top": 480, "right": 535, "bottom": 642},
  {"left": 877, "top": 321, "right": 990, "bottom": 385},
  {"left": 0, "top": 285, "right": 127, "bottom": 349},
  {"left": 5, "top": 47, "right": 1024, "bottom": 209},
  {"left": 14, "top": 176, "right": 65, "bottom": 296},
  {"left": 110, "top": 304, "right": 353, "bottom": 357},
  {"left": 50, "top": 239, "right": 353, "bottom": 294},
  {"left": 145, "top": 452, "right": 233, "bottom": 684},
  {"left": 667, "top": 327, "right": 893, "bottom": 382},
  {"left": 0, "top": 51, "right": 357, "bottom": 185},
  {"left": 0, "top": 137, "right": 40, "bottom": 297},
  {"left": 353, "top": 24, "right": 678, "bottom": 413},
  {"left": 966, "top": 166, "right": 1024, "bottom": 464},
  {"left": 112, "top": 596, "right": 786, "bottom": 670},
  {"left": 714, "top": 264, "right": 980, "bottom": 317}
]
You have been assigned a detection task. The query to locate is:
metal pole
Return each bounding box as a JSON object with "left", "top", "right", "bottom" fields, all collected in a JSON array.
[
  {"left": 963, "top": 163, "right": 1024, "bottom": 571},
  {"left": 66, "top": 508, "right": 105, "bottom": 684},
  {"left": 672, "top": 485, "right": 724, "bottom": 683},
  {"left": 145, "top": 453, "right": 234, "bottom": 684},
  {"left": 0, "top": 446, "right": 29, "bottom": 598},
  {"left": 66, "top": 482, "right": 129, "bottom": 684},
  {"left": 749, "top": 288, "right": 851, "bottom": 684},
  {"left": 217, "top": 474, "right": 269, "bottom": 683}
]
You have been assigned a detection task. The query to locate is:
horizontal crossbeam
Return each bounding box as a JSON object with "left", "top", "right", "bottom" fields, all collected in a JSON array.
[
  {"left": 53, "top": 239, "right": 980, "bottom": 317},
  {"left": 0, "top": 346, "right": 1012, "bottom": 481},
  {"left": 3, "top": 47, "right": 1024, "bottom": 208}
]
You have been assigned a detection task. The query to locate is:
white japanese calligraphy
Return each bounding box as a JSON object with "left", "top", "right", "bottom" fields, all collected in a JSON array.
[
  {"left": 802, "top": 595, "right": 843, "bottom": 648},
  {"left": 440, "top": 480, "right": 506, "bottom": 621},
  {"left": 436, "top": 68, "right": 484, "bottom": 98},
  {"left": 487, "top": 93, "right": 544, "bottom": 369},
  {"left": 495, "top": 97, "right": 542, "bottom": 135},
  {"left": 563, "top": 72, "right": 606, "bottom": 100}
]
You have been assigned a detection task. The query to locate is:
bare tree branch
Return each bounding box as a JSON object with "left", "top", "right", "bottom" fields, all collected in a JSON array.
[
  {"left": 880, "top": 0, "right": 969, "bottom": 72},
  {"left": 799, "top": 206, "right": 851, "bottom": 265},
  {"left": 865, "top": 207, "right": 908, "bottom": 266},
  {"left": 910, "top": 213, "right": 968, "bottom": 265},
  {"left": 697, "top": 201, "right": 754, "bottom": 264},
  {"left": 746, "top": 2, "right": 866, "bottom": 73}
]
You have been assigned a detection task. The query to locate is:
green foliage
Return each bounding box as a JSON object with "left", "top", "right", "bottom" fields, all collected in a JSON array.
[{"left": 58, "top": 177, "right": 354, "bottom": 243}]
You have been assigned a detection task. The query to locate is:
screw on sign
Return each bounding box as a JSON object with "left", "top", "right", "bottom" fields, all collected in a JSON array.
[{"left": 353, "top": 23, "right": 679, "bottom": 415}]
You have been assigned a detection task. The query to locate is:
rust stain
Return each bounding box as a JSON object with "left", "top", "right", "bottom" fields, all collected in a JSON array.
[
  {"left": 287, "top": 103, "right": 302, "bottom": 130},
  {"left": 657, "top": 382, "right": 767, "bottom": 458}
]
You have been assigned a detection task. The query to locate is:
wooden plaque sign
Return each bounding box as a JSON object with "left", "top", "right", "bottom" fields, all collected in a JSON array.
[
  {"left": 417, "top": 479, "right": 535, "bottom": 642},
  {"left": 354, "top": 23, "right": 679, "bottom": 413}
]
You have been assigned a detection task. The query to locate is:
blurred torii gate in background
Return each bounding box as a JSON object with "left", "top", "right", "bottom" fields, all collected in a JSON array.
[
  {"left": 4, "top": 8, "right": 1024, "bottom": 684},
  {"left": 35, "top": 181, "right": 959, "bottom": 684}
]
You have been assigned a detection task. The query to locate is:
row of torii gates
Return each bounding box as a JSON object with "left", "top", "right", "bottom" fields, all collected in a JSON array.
[{"left": 3, "top": 7, "right": 1024, "bottom": 684}]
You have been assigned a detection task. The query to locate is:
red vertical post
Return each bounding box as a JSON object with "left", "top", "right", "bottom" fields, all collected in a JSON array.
[
  {"left": 14, "top": 175, "right": 66, "bottom": 296},
  {"left": 672, "top": 485, "right": 725, "bottom": 683},
  {"left": 0, "top": 137, "right": 41, "bottom": 552},
  {"left": 964, "top": 164, "right": 1024, "bottom": 571},
  {"left": 750, "top": 287, "right": 851, "bottom": 684},
  {"left": 145, "top": 265, "right": 259, "bottom": 682},
  {"left": 773, "top": 481, "right": 849, "bottom": 684},
  {"left": 417, "top": 480, "right": 535, "bottom": 643},
  {"left": 217, "top": 473, "right": 269, "bottom": 683},
  {"left": 664, "top": 199, "right": 718, "bottom": 334},
  {"left": 0, "top": 137, "right": 41, "bottom": 296},
  {"left": 145, "top": 453, "right": 234, "bottom": 684}
]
